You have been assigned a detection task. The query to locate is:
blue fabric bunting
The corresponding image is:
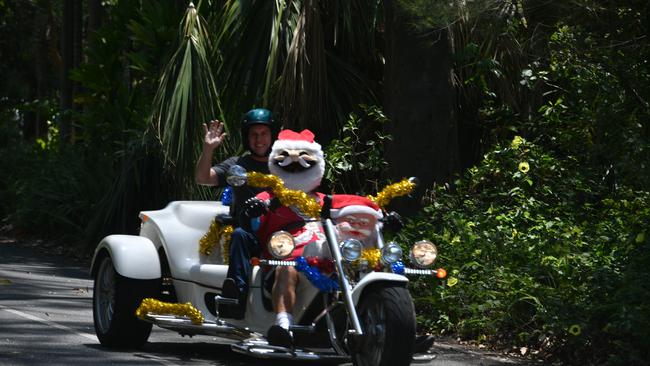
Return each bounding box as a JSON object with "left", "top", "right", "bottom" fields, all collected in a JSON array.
[
  {"left": 295, "top": 256, "right": 339, "bottom": 292},
  {"left": 391, "top": 261, "right": 405, "bottom": 274}
]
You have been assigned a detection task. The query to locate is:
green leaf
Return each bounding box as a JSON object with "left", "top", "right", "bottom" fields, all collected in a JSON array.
[{"left": 636, "top": 232, "right": 646, "bottom": 244}]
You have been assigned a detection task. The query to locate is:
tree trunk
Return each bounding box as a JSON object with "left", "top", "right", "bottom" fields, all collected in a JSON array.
[
  {"left": 72, "top": 0, "right": 83, "bottom": 143},
  {"left": 22, "top": 2, "right": 51, "bottom": 142},
  {"left": 88, "top": 0, "right": 103, "bottom": 33},
  {"left": 383, "top": 0, "right": 459, "bottom": 214},
  {"left": 60, "top": 0, "right": 74, "bottom": 144}
]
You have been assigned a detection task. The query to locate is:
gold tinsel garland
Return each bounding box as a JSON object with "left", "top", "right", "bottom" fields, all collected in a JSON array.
[
  {"left": 368, "top": 179, "right": 416, "bottom": 208},
  {"left": 199, "top": 220, "right": 233, "bottom": 263},
  {"left": 199, "top": 219, "right": 220, "bottom": 256},
  {"left": 247, "top": 172, "right": 322, "bottom": 218},
  {"left": 243, "top": 173, "right": 415, "bottom": 216},
  {"left": 135, "top": 298, "right": 204, "bottom": 324},
  {"left": 353, "top": 248, "right": 382, "bottom": 269}
]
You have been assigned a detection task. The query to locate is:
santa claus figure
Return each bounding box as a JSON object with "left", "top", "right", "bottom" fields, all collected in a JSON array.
[
  {"left": 330, "top": 194, "right": 383, "bottom": 245},
  {"left": 251, "top": 129, "right": 327, "bottom": 260},
  {"left": 244, "top": 128, "right": 327, "bottom": 347}
]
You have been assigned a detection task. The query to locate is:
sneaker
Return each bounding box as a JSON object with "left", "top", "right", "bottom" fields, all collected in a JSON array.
[
  {"left": 267, "top": 325, "right": 293, "bottom": 348},
  {"left": 218, "top": 278, "right": 245, "bottom": 319},
  {"left": 413, "top": 334, "right": 435, "bottom": 353}
]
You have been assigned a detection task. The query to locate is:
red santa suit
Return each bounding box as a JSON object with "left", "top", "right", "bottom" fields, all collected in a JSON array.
[{"left": 255, "top": 191, "right": 327, "bottom": 260}]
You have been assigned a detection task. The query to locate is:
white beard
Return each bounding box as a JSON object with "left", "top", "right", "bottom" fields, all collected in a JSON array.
[
  {"left": 268, "top": 137, "right": 325, "bottom": 193},
  {"left": 269, "top": 160, "right": 324, "bottom": 192}
]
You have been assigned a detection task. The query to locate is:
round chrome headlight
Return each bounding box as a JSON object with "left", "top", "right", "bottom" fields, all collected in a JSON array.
[
  {"left": 410, "top": 240, "right": 438, "bottom": 268},
  {"left": 339, "top": 239, "right": 362, "bottom": 262},
  {"left": 267, "top": 231, "right": 295, "bottom": 259},
  {"left": 226, "top": 165, "right": 248, "bottom": 187},
  {"left": 380, "top": 242, "right": 403, "bottom": 265}
]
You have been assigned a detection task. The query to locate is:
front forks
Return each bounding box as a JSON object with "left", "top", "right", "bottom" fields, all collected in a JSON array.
[{"left": 323, "top": 219, "right": 364, "bottom": 336}]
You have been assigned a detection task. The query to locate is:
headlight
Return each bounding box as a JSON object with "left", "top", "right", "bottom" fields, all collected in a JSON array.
[
  {"left": 339, "top": 239, "right": 362, "bottom": 262},
  {"left": 409, "top": 240, "right": 438, "bottom": 268},
  {"left": 380, "top": 242, "right": 403, "bottom": 265},
  {"left": 267, "top": 231, "right": 295, "bottom": 259},
  {"left": 226, "top": 165, "right": 248, "bottom": 187}
]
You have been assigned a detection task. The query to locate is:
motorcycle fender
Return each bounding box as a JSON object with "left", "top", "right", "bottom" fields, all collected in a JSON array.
[
  {"left": 90, "top": 234, "right": 161, "bottom": 280},
  {"left": 350, "top": 272, "right": 408, "bottom": 305}
]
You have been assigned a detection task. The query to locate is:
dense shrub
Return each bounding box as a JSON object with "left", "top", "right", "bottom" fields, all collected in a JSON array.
[
  {"left": 404, "top": 136, "right": 649, "bottom": 364},
  {"left": 0, "top": 115, "right": 109, "bottom": 243}
]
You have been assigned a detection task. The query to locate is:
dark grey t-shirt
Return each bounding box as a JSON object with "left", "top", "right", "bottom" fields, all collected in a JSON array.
[{"left": 212, "top": 154, "right": 270, "bottom": 220}]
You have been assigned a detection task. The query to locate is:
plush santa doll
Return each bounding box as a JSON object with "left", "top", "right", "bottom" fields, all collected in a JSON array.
[
  {"left": 249, "top": 129, "right": 328, "bottom": 260},
  {"left": 329, "top": 194, "right": 383, "bottom": 245}
]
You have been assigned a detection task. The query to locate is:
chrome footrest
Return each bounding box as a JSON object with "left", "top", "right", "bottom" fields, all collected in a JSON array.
[
  {"left": 140, "top": 314, "right": 258, "bottom": 339},
  {"left": 215, "top": 295, "right": 239, "bottom": 305}
]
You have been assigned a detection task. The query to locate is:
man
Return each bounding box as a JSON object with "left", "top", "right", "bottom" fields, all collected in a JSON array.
[{"left": 195, "top": 108, "right": 277, "bottom": 319}]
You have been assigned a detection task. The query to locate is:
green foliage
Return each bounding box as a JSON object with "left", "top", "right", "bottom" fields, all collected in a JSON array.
[
  {"left": 324, "top": 105, "right": 392, "bottom": 194},
  {"left": 70, "top": 0, "right": 180, "bottom": 147},
  {"left": 396, "top": 2, "right": 650, "bottom": 364},
  {"left": 404, "top": 136, "right": 650, "bottom": 364},
  {"left": 152, "top": 3, "right": 226, "bottom": 195},
  {"left": 1, "top": 1, "right": 191, "bottom": 247},
  {"left": 396, "top": 0, "right": 526, "bottom": 32},
  {"left": 0, "top": 119, "right": 108, "bottom": 243},
  {"left": 530, "top": 21, "right": 650, "bottom": 190}
]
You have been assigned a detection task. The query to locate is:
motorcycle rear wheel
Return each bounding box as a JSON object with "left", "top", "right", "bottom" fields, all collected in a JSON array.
[
  {"left": 93, "top": 255, "right": 159, "bottom": 348},
  {"left": 350, "top": 283, "right": 416, "bottom": 366}
]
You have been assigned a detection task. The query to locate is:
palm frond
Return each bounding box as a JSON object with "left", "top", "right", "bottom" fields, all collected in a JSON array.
[
  {"left": 152, "top": 3, "right": 226, "bottom": 194},
  {"left": 209, "top": 0, "right": 279, "bottom": 133}
]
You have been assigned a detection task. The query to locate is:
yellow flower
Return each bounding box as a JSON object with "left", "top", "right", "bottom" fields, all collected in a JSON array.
[
  {"left": 518, "top": 161, "right": 530, "bottom": 173},
  {"left": 568, "top": 324, "right": 581, "bottom": 336},
  {"left": 511, "top": 136, "right": 525, "bottom": 149}
]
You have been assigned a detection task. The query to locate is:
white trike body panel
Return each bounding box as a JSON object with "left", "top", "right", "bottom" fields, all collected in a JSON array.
[
  {"left": 92, "top": 201, "right": 326, "bottom": 334},
  {"left": 91, "top": 234, "right": 161, "bottom": 280}
]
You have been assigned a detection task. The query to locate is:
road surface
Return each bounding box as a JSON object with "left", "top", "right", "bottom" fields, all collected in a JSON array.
[{"left": 0, "top": 235, "right": 530, "bottom": 366}]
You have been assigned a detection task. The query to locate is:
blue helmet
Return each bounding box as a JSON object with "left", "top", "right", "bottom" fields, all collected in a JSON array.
[{"left": 241, "top": 108, "right": 278, "bottom": 152}]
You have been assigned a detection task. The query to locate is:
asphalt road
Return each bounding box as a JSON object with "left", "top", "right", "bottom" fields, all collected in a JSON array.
[{"left": 0, "top": 236, "right": 530, "bottom": 366}]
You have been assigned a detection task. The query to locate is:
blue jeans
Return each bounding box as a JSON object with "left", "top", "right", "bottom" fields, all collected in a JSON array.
[{"left": 226, "top": 227, "right": 261, "bottom": 296}]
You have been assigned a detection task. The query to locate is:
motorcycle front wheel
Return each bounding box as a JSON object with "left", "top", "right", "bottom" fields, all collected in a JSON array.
[
  {"left": 350, "top": 283, "right": 416, "bottom": 366},
  {"left": 93, "top": 255, "right": 159, "bottom": 348}
]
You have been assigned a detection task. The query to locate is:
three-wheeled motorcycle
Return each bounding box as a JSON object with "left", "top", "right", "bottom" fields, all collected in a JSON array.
[{"left": 91, "top": 168, "right": 446, "bottom": 365}]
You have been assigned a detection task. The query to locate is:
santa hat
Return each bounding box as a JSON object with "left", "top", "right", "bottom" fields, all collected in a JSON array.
[
  {"left": 272, "top": 129, "right": 322, "bottom": 152},
  {"left": 330, "top": 194, "right": 383, "bottom": 219}
]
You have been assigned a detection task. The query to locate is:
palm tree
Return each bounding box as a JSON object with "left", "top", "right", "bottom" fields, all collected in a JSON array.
[
  {"left": 153, "top": 0, "right": 387, "bottom": 198},
  {"left": 208, "top": 0, "right": 384, "bottom": 144}
]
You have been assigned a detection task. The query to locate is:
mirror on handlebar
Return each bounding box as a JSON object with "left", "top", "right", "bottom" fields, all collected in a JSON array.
[
  {"left": 226, "top": 165, "right": 248, "bottom": 187},
  {"left": 380, "top": 211, "right": 404, "bottom": 233}
]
